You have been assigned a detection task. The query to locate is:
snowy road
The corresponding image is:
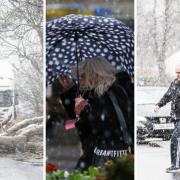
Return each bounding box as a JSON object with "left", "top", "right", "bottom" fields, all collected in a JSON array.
[
  {"left": 137, "top": 141, "right": 180, "bottom": 180},
  {"left": 0, "top": 158, "right": 43, "bottom": 180}
]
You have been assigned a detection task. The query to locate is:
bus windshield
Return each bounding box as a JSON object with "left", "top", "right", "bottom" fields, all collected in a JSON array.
[{"left": 0, "top": 91, "right": 12, "bottom": 107}]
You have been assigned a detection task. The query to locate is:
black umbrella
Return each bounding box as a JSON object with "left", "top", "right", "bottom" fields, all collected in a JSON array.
[{"left": 46, "top": 14, "right": 134, "bottom": 86}]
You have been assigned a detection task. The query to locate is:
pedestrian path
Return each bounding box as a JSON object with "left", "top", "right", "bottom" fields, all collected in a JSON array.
[
  {"left": 0, "top": 158, "right": 43, "bottom": 180},
  {"left": 137, "top": 141, "right": 180, "bottom": 180}
]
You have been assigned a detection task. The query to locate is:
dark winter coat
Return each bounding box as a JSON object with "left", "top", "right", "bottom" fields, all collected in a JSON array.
[
  {"left": 59, "top": 72, "right": 134, "bottom": 170},
  {"left": 157, "top": 79, "right": 180, "bottom": 119}
]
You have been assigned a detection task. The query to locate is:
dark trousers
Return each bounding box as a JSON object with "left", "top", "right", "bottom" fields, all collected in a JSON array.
[{"left": 170, "top": 120, "right": 180, "bottom": 168}]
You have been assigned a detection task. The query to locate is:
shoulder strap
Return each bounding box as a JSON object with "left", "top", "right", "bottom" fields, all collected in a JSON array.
[{"left": 107, "top": 91, "right": 132, "bottom": 149}]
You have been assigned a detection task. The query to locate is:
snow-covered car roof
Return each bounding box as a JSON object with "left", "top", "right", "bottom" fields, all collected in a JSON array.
[{"left": 136, "top": 86, "right": 171, "bottom": 117}]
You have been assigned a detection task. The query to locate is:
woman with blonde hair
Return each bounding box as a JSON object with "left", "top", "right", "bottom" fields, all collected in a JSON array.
[{"left": 58, "top": 56, "right": 134, "bottom": 171}]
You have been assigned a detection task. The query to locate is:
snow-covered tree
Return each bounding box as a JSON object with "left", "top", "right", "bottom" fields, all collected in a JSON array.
[
  {"left": 0, "top": 0, "right": 43, "bottom": 118},
  {"left": 137, "top": 0, "right": 180, "bottom": 85},
  {"left": 0, "top": 0, "right": 43, "bottom": 155}
]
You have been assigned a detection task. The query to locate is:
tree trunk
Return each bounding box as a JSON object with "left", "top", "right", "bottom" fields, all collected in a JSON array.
[
  {"left": 0, "top": 117, "right": 43, "bottom": 155},
  {"left": 152, "top": 0, "right": 170, "bottom": 85},
  {"left": 16, "top": 124, "right": 43, "bottom": 137},
  {"left": 3, "top": 116, "right": 43, "bottom": 136},
  {"left": 157, "top": 57, "right": 167, "bottom": 84}
]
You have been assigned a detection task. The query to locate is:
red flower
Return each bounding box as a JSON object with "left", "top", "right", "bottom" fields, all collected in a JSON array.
[{"left": 46, "top": 162, "right": 58, "bottom": 173}]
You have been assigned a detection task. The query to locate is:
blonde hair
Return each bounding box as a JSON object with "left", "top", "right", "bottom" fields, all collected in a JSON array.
[{"left": 71, "top": 57, "right": 117, "bottom": 96}]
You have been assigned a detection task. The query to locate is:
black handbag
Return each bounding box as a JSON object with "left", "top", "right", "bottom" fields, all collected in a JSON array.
[{"left": 107, "top": 90, "right": 133, "bottom": 153}]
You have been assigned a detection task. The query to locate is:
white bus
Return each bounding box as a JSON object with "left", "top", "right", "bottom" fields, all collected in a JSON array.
[{"left": 0, "top": 61, "right": 18, "bottom": 123}]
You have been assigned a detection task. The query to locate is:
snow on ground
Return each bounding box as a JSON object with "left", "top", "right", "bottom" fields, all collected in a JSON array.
[
  {"left": 136, "top": 141, "right": 180, "bottom": 180},
  {"left": 0, "top": 158, "right": 43, "bottom": 180}
]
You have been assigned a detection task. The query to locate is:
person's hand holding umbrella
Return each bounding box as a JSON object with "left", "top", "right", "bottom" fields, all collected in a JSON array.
[
  {"left": 74, "top": 96, "right": 88, "bottom": 116},
  {"left": 64, "top": 96, "right": 88, "bottom": 130}
]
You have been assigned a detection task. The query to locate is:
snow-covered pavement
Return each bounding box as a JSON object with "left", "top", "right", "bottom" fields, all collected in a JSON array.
[
  {"left": 0, "top": 158, "right": 43, "bottom": 180},
  {"left": 137, "top": 141, "right": 180, "bottom": 180}
]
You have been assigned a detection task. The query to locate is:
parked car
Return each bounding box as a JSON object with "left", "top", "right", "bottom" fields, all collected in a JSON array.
[{"left": 136, "top": 86, "right": 174, "bottom": 143}]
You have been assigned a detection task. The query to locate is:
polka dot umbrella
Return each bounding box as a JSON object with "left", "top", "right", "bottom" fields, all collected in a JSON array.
[{"left": 46, "top": 14, "right": 134, "bottom": 85}]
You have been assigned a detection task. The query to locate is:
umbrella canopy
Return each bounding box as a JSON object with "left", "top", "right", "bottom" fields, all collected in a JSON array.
[{"left": 46, "top": 14, "right": 134, "bottom": 85}]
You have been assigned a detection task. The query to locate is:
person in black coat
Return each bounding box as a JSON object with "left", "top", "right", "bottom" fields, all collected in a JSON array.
[
  {"left": 58, "top": 56, "right": 134, "bottom": 171},
  {"left": 154, "top": 64, "right": 180, "bottom": 173}
]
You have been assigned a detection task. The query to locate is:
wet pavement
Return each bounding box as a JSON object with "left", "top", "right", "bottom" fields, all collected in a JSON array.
[
  {"left": 0, "top": 158, "right": 43, "bottom": 180},
  {"left": 137, "top": 141, "right": 180, "bottom": 180}
]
